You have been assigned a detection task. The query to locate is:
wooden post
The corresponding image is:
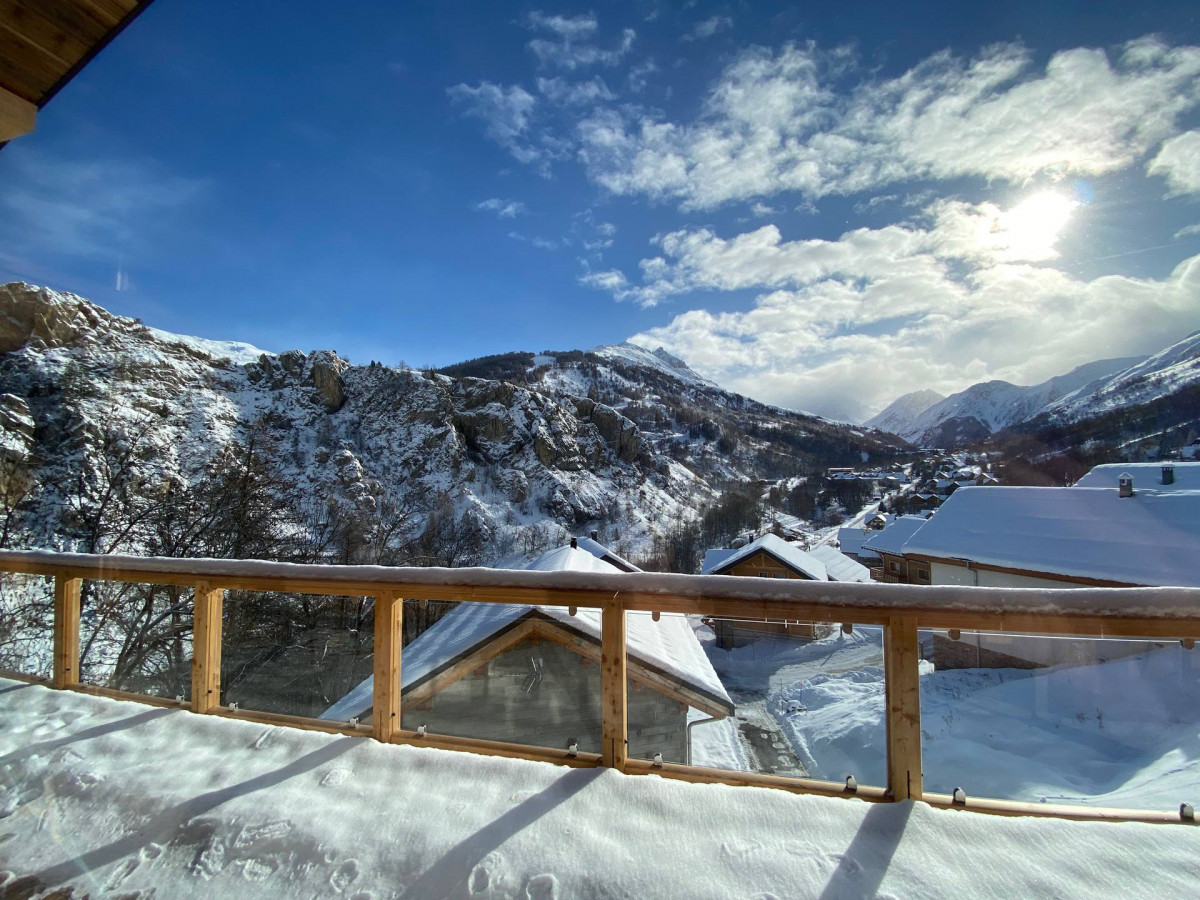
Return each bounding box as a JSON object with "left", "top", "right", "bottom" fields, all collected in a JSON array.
[
  {"left": 373, "top": 592, "right": 402, "bottom": 742},
  {"left": 191, "top": 583, "right": 224, "bottom": 713},
  {"left": 52, "top": 575, "right": 82, "bottom": 689},
  {"left": 884, "top": 615, "right": 923, "bottom": 800},
  {"left": 601, "top": 598, "right": 628, "bottom": 770}
]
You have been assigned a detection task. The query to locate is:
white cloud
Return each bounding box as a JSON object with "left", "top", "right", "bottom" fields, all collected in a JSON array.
[
  {"left": 628, "top": 249, "right": 1200, "bottom": 421},
  {"left": 526, "top": 11, "right": 635, "bottom": 70},
  {"left": 682, "top": 16, "right": 732, "bottom": 42},
  {"left": 508, "top": 231, "right": 565, "bottom": 250},
  {"left": 476, "top": 198, "right": 527, "bottom": 218},
  {"left": 627, "top": 59, "right": 658, "bottom": 93},
  {"left": 1175, "top": 223, "right": 1200, "bottom": 239},
  {"left": 1148, "top": 130, "right": 1200, "bottom": 196},
  {"left": 536, "top": 76, "right": 615, "bottom": 106},
  {"left": 578, "top": 38, "right": 1200, "bottom": 210},
  {"left": 447, "top": 82, "right": 541, "bottom": 164}
]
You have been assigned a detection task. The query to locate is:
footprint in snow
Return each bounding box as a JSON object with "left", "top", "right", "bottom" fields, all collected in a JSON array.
[
  {"left": 330, "top": 859, "right": 360, "bottom": 892},
  {"left": 241, "top": 857, "right": 278, "bottom": 882},
  {"left": 320, "top": 768, "right": 350, "bottom": 787},
  {"left": 524, "top": 874, "right": 559, "bottom": 900}
]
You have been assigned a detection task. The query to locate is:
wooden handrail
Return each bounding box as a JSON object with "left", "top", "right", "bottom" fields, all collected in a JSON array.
[
  {"left": 3, "top": 550, "right": 1198, "bottom": 824},
  {"left": 2, "top": 549, "right": 1197, "bottom": 637}
]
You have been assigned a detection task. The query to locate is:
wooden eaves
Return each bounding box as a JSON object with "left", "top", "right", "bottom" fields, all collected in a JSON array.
[{"left": 0, "top": 0, "right": 157, "bottom": 144}]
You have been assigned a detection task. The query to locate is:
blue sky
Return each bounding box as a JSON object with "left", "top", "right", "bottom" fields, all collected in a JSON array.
[{"left": 2, "top": 1, "right": 1199, "bottom": 421}]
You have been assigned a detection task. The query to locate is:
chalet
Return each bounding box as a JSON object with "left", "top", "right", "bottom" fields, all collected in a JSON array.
[
  {"left": 322, "top": 544, "right": 733, "bottom": 763},
  {"left": 701, "top": 534, "right": 864, "bottom": 647},
  {"left": 898, "top": 473, "right": 1200, "bottom": 669},
  {"left": 861, "top": 516, "right": 932, "bottom": 583},
  {"left": 1073, "top": 462, "right": 1198, "bottom": 492},
  {"left": 835, "top": 526, "right": 881, "bottom": 566}
]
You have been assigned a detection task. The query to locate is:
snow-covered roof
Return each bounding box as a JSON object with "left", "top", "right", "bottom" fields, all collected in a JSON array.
[
  {"left": 701, "top": 548, "right": 738, "bottom": 574},
  {"left": 862, "top": 516, "right": 931, "bottom": 556},
  {"left": 702, "top": 533, "right": 827, "bottom": 581},
  {"left": 901, "top": 486, "right": 1200, "bottom": 587},
  {"left": 322, "top": 545, "right": 732, "bottom": 722},
  {"left": 835, "top": 527, "right": 881, "bottom": 560},
  {"left": 574, "top": 535, "right": 641, "bottom": 572},
  {"left": 1073, "top": 462, "right": 1200, "bottom": 493},
  {"left": 808, "top": 545, "right": 871, "bottom": 583}
]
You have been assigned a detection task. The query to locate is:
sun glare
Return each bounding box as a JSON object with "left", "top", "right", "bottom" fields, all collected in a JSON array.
[{"left": 996, "top": 190, "right": 1078, "bottom": 261}]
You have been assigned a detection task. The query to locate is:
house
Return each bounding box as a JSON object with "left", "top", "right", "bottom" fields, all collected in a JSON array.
[
  {"left": 321, "top": 544, "right": 733, "bottom": 763},
  {"left": 861, "top": 516, "right": 933, "bottom": 583},
  {"left": 836, "top": 526, "right": 882, "bottom": 566},
  {"left": 808, "top": 545, "right": 871, "bottom": 583},
  {"left": 701, "top": 533, "right": 834, "bottom": 647},
  {"left": 574, "top": 533, "right": 640, "bottom": 572},
  {"left": 1072, "top": 462, "right": 1198, "bottom": 492},
  {"left": 898, "top": 475, "right": 1200, "bottom": 669}
]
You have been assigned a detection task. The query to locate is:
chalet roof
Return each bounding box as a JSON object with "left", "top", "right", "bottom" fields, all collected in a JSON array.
[
  {"left": 1074, "top": 462, "right": 1200, "bottom": 493},
  {"left": 0, "top": 1, "right": 155, "bottom": 140},
  {"left": 701, "top": 533, "right": 826, "bottom": 581},
  {"left": 900, "top": 485, "right": 1200, "bottom": 587},
  {"left": 808, "top": 545, "right": 871, "bottom": 583},
  {"left": 574, "top": 536, "right": 641, "bottom": 572},
  {"left": 861, "top": 516, "right": 930, "bottom": 556},
  {"left": 835, "top": 527, "right": 881, "bottom": 560},
  {"left": 321, "top": 545, "right": 733, "bottom": 722}
]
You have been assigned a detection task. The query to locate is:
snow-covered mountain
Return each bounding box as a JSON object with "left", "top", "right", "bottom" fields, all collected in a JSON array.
[
  {"left": 863, "top": 389, "right": 944, "bottom": 436},
  {"left": 870, "top": 356, "right": 1146, "bottom": 447},
  {"left": 0, "top": 282, "right": 903, "bottom": 565},
  {"left": 1040, "top": 330, "right": 1200, "bottom": 424}
]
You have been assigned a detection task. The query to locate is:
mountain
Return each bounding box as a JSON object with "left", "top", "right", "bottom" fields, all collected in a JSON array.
[
  {"left": 1040, "top": 330, "right": 1200, "bottom": 424},
  {"left": 864, "top": 389, "right": 944, "bottom": 436},
  {"left": 872, "top": 356, "right": 1146, "bottom": 447},
  {"left": 0, "top": 282, "right": 905, "bottom": 567}
]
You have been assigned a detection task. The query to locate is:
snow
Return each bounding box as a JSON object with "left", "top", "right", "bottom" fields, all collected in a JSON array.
[
  {"left": 321, "top": 546, "right": 732, "bottom": 722},
  {"left": 701, "top": 547, "right": 738, "bottom": 574},
  {"left": 5, "top": 679, "right": 1200, "bottom": 899},
  {"left": 572, "top": 536, "right": 640, "bottom": 572},
  {"left": 145, "top": 326, "right": 271, "bottom": 366},
  {"left": 861, "top": 516, "right": 930, "bottom": 556},
  {"left": 592, "top": 341, "right": 718, "bottom": 389},
  {"left": 719, "top": 629, "right": 1200, "bottom": 811},
  {"left": 1074, "top": 462, "right": 1200, "bottom": 492},
  {"left": 808, "top": 545, "right": 871, "bottom": 583},
  {"left": 835, "top": 527, "right": 880, "bottom": 560},
  {"left": 901, "top": 486, "right": 1200, "bottom": 587},
  {"left": 702, "top": 533, "right": 827, "bottom": 581}
]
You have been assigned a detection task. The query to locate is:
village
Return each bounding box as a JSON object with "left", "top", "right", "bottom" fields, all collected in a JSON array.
[{"left": 308, "top": 459, "right": 1199, "bottom": 804}]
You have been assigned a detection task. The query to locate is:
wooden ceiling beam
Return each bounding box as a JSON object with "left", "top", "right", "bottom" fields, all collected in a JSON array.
[{"left": 0, "top": 83, "right": 35, "bottom": 141}]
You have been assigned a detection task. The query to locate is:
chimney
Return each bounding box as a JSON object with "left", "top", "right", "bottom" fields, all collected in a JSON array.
[
  {"left": 1118, "top": 474, "right": 1134, "bottom": 498},
  {"left": 590, "top": 530, "right": 599, "bottom": 540},
  {"left": 570, "top": 537, "right": 578, "bottom": 549},
  {"left": 1162, "top": 464, "right": 1175, "bottom": 486}
]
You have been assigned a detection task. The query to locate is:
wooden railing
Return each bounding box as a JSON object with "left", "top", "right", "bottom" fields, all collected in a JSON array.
[{"left": 2, "top": 549, "right": 1199, "bottom": 824}]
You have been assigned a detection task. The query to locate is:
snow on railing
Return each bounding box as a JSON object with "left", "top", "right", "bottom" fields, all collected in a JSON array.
[{"left": 1, "top": 549, "right": 1198, "bottom": 825}]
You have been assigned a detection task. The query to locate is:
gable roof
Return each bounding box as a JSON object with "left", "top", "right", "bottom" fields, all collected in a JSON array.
[
  {"left": 900, "top": 485, "right": 1200, "bottom": 587},
  {"left": 861, "top": 516, "right": 930, "bottom": 556},
  {"left": 574, "top": 535, "right": 641, "bottom": 572},
  {"left": 702, "top": 533, "right": 826, "bottom": 580},
  {"left": 321, "top": 545, "right": 732, "bottom": 722},
  {"left": 808, "top": 545, "right": 871, "bottom": 583},
  {"left": 1074, "top": 462, "right": 1200, "bottom": 493},
  {"left": 835, "top": 527, "right": 880, "bottom": 560}
]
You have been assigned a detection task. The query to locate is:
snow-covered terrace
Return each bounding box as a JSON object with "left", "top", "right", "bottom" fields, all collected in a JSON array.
[
  {"left": 3, "top": 677, "right": 1199, "bottom": 899},
  {"left": 2, "top": 546, "right": 1200, "bottom": 896}
]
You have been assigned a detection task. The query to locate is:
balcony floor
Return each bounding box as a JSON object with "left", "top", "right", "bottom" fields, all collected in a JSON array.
[{"left": 1, "top": 677, "right": 1197, "bottom": 899}]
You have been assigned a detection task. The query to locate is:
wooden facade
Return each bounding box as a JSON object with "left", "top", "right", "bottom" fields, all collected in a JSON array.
[{"left": 711, "top": 550, "right": 829, "bottom": 648}]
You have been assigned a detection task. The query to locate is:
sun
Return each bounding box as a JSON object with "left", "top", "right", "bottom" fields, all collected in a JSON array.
[{"left": 993, "top": 191, "right": 1078, "bottom": 261}]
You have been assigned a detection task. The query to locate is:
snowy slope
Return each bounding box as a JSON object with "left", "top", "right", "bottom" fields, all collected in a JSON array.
[
  {"left": 4, "top": 678, "right": 1200, "bottom": 899},
  {"left": 1042, "top": 330, "right": 1200, "bottom": 423},
  {"left": 863, "top": 388, "right": 944, "bottom": 434},
  {"left": 0, "top": 282, "right": 902, "bottom": 572},
  {"left": 878, "top": 356, "right": 1144, "bottom": 445},
  {"left": 592, "top": 341, "right": 718, "bottom": 389}
]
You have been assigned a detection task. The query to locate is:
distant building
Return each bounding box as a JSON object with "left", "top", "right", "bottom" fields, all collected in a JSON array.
[
  {"left": 322, "top": 544, "right": 733, "bottom": 762},
  {"left": 861, "top": 516, "right": 933, "bottom": 583},
  {"left": 701, "top": 534, "right": 835, "bottom": 648}
]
